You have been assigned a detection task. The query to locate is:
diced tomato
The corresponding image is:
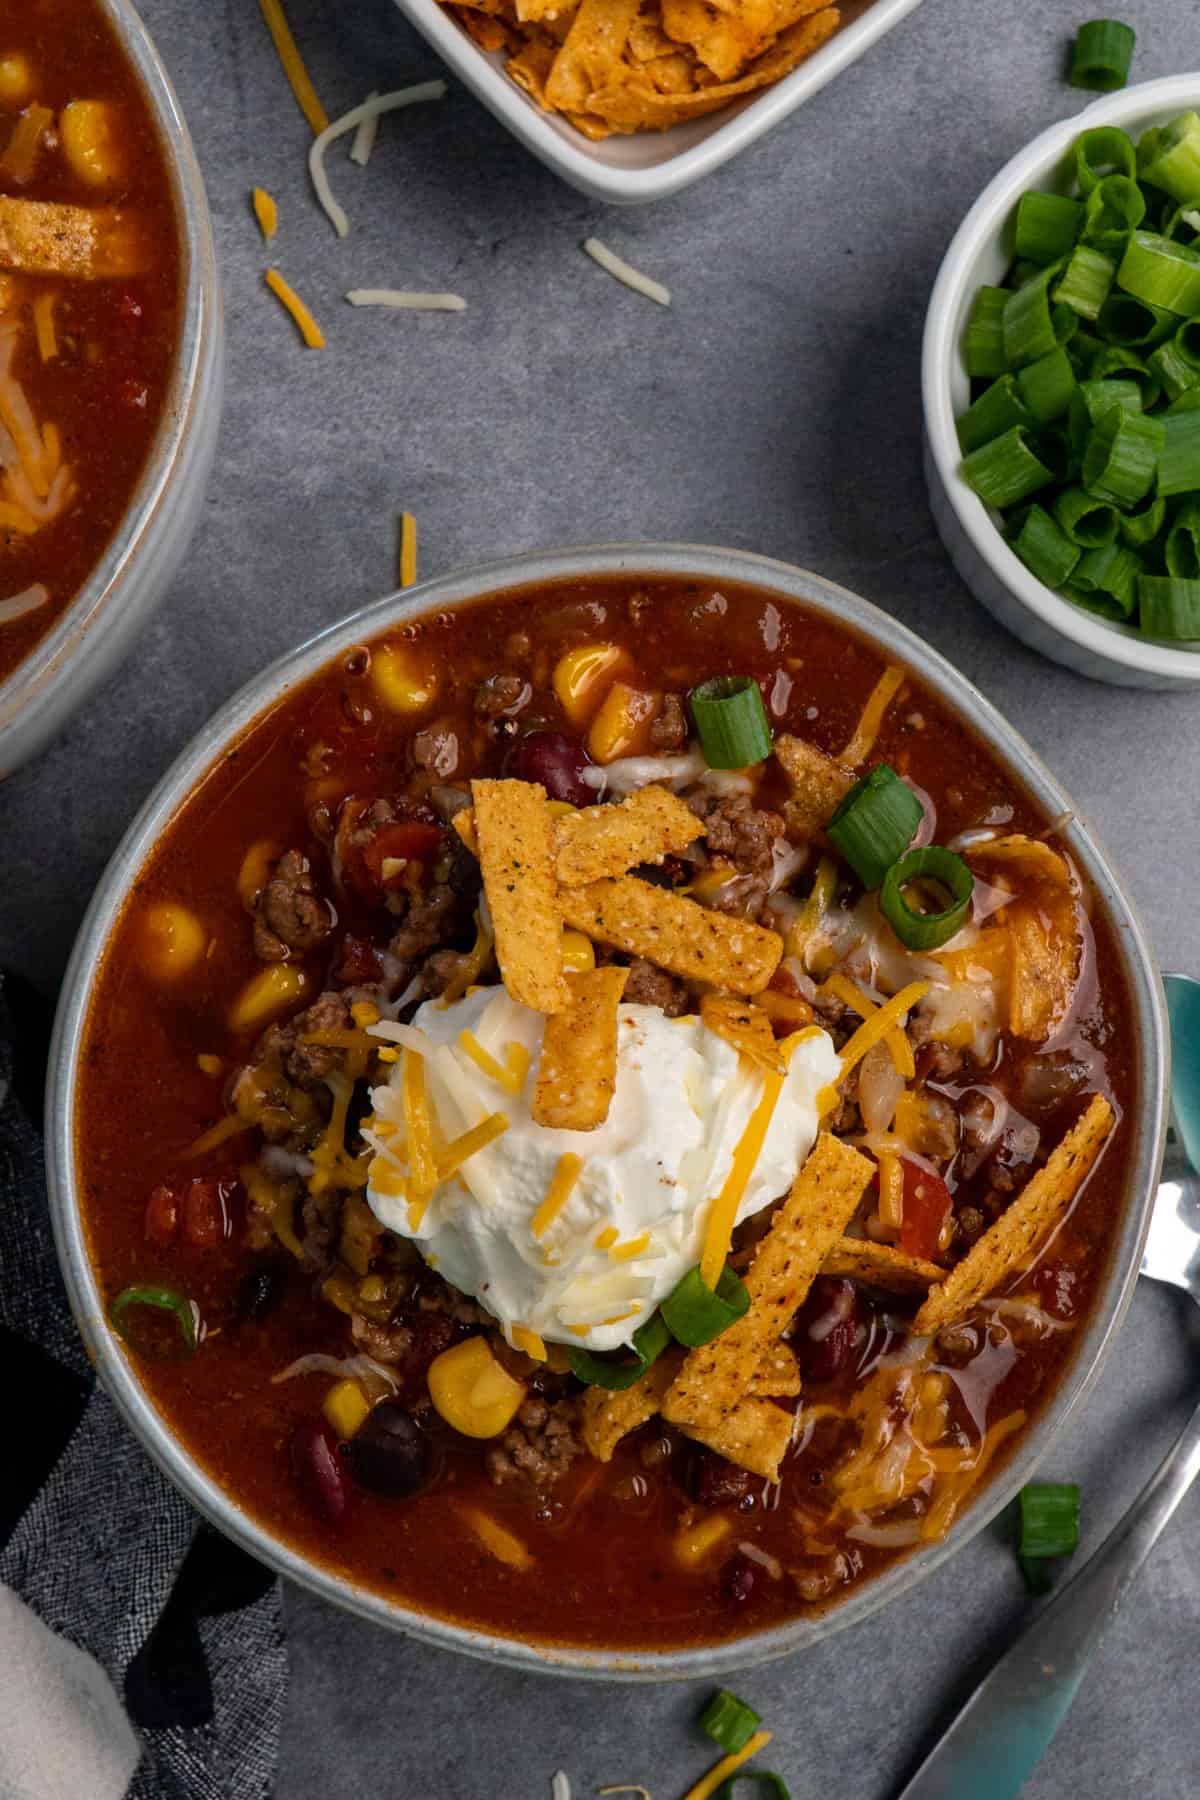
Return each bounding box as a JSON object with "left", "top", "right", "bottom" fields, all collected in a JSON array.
[
  {"left": 182, "top": 1178, "right": 235, "bottom": 1248},
  {"left": 361, "top": 822, "right": 442, "bottom": 890},
  {"left": 144, "top": 1183, "right": 180, "bottom": 1246},
  {"left": 115, "top": 289, "right": 145, "bottom": 332},
  {"left": 335, "top": 934, "right": 385, "bottom": 985},
  {"left": 898, "top": 1160, "right": 952, "bottom": 1261}
]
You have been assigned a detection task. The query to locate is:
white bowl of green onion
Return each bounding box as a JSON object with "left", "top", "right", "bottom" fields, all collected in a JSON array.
[{"left": 923, "top": 75, "right": 1200, "bottom": 687}]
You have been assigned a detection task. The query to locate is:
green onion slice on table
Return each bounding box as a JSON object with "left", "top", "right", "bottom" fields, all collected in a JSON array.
[
  {"left": 700, "top": 1692, "right": 763, "bottom": 1755},
  {"left": 879, "top": 847, "right": 974, "bottom": 952},
  {"left": 688, "top": 677, "right": 772, "bottom": 771},
  {"left": 826, "top": 764, "right": 923, "bottom": 891},
  {"left": 661, "top": 1264, "right": 750, "bottom": 1349},
  {"left": 1069, "top": 19, "right": 1136, "bottom": 92},
  {"left": 567, "top": 1311, "right": 671, "bottom": 1390},
  {"left": 110, "top": 1284, "right": 199, "bottom": 1356},
  {"left": 1017, "top": 1480, "right": 1081, "bottom": 1592},
  {"left": 714, "top": 1778, "right": 791, "bottom": 1800}
]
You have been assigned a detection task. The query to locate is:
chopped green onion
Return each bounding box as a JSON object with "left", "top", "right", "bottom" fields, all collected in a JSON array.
[
  {"left": 1118, "top": 490, "right": 1166, "bottom": 546},
  {"left": 1081, "top": 405, "right": 1163, "bottom": 505},
  {"left": 1010, "top": 503, "right": 1081, "bottom": 587},
  {"left": 879, "top": 846, "right": 974, "bottom": 952},
  {"left": 1015, "top": 192, "right": 1084, "bottom": 264},
  {"left": 1138, "top": 112, "right": 1200, "bottom": 202},
  {"left": 1069, "top": 326, "right": 1107, "bottom": 370},
  {"left": 1165, "top": 496, "right": 1200, "bottom": 575},
  {"left": 1018, "top": 1482, "right": 1081, "bottom": 1559},
  {"left": 956, "top": 375, "right": 1034, "bottom": 453},
  {"left": 1146, "top": 337, "right": 1200, "bottom": 404},
  {"left": 1139, "top": 574, "right": 1200, "bottom": 638},
  {"left": 1166, "top": 386, "right": 1200, "bottom": 415},
  {"left": 1019, "top": 1554, "right": 1055, "bottom": 1597},
  {"left": 1117, "top": 231, "right": 1200, "bottom": 316},
  {"left": 1081, "top": 174, "right": 1144, "bottom": 251},
  {"left": 1157, "top": 406, "right": 1200, "bottom": 495},
  {"left": 700, "top": 1692, "right": 763, "bottom": 1755},
  {"left": 110, "top": 1284, "right": 198, "bottom": 1357},
  {"left": 1096, "top": 292, "right": 1175, "bottom": 347},
  {"left": 961, "top": 426, "right": 1055, "bottom": 508},
  {"left": 714, "top": 1779, "right": 791, "bottom": 1800},
  {"left": 1053, "top": 483, "right": 1119, "bottom": 546},
  {"left": 1015, "top": 347, "right": 1077, "bottom": 423},
  {"left": 1003, "top": 266, "right": 1074, "bottom": 368},
  {"left": 567, "top": 1312, "right": 671, "bottom": 1390},
  {"left": 1069, "top": 19, "right": 1135, "bottom": 90},
  {"left": 1053, "top": 244, "right": 1115, "bottom": 320},
  {"left": 688, "top": 677, "right": 772, "bottom": 771},
  {"left": 1071, "top": 541, "right": 1141, "bottom": 617},
  {"left": 963, "top": 286, "right": 1011, "bottom": 379},
  {"left": 1163, "top": 200, "right": 1200, "bottom": 246},
  {"left": 661, "top": 1265, "right": 750, "bottom": 1349},
  {"left": 1074, "top": 125, "right": 1137, "bottom": 195},
  {"left": 825, "top": 763, "right": 923, "bottom": 890},
  {"left": 1087, "top": 346, "right": 1160, "bottom": 409},
  {"left": 1068, "top": 378, "right": 1142, "bottom": 457}
]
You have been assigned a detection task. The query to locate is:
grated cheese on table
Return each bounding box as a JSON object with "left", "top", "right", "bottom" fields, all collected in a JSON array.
[
  {"left": 345, "top": 288, "right": 466, "bottom": 312},
  {"left": 349, "top": 91, "right": 380, "bottom": 166},
  {"left": 582, "top": 237, "right": 671, "bottom": 307},
  {"left": 309, "top": 84, "right": 447, "bottom": 239}
]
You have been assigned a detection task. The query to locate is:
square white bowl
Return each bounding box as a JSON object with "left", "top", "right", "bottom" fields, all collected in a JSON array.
[{"left": 391, "top": 0, "right": 923, "bottom": 203}]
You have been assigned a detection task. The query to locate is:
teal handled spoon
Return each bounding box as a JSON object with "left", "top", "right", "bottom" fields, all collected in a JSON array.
[{"left": 896, "top": 971, "right": 1200, "bottom": 1800}]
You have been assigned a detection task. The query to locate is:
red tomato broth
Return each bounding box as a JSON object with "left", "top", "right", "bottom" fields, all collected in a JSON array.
[{"left": 74, "top": 576, "right": 1136, "bottom": 1648}]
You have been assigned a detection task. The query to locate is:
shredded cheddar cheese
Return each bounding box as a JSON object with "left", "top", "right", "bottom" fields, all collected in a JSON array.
[
  {"left": 608, "top": 1232, "right": 651, "bottom": 1263},
  {"left": 594, "top": 1226, "right": 619, "bottom": 1250},
  {"left": 401, "top": 1051, "right": 437, "bottom": 1225},
  {"left": 834, "top": 980, "right": 929, "bottom": 1084},
  {"left": 531, "top": 1153, "right": 584, "bottom": 1239},
  {"left": 699, "top": 1067, "right": 785, "bottom": 1290},
  {"left": 257, "top": 0, "right": 329, "bottom": 133},
  {"left": 510, "top": 1326, "right": 547, "bottom": 1361},
  {"left": 786, "top": 854, "right": 836, "bottom": 966},
  {"left": 458, "top": 1030, "right": 526, "bottom": 1095},
  {"left": 840, "top": 665, "right": 904, "bottom": 767},
  {"left": 252, "top": 186, "right": 278, "bottom": 241},
  {"left": 399, "top": 510, "right": 417, "bottom": 587},
  {"left": 264, "top": 268, "right": 324, "bottom": 347},
  {"left": 185, "top": 1114, "right": 249, "bottom": 1158},
  {"left": 33, "top": 292, "right": 56, "bottom": 361},
  {"left": 821, "top": 971, "right": 915, "bottom": 1079},
  {"left": 681, "top": 1730, "right": 773, "bottom": 1800},
  {"left": 435, "top": 1112, "right": 508, "bottom": 1180}
]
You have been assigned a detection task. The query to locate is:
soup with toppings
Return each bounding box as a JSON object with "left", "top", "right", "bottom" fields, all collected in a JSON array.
[{"left": 75, "top": 576, "right": 1135, "bottom": 1649}]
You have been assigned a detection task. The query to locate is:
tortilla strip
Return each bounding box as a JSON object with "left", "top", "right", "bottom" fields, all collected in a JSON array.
[
  {"left": 580, "top": 1347, "right": 683, "bottom": 1461},
  {"left": 969, "top": 834, "right": 1074, "bottom": 889},
  {"left": 560, "top": 877, "right": 782, "bottom": 994},
  {"left": 822, "top": 1237, "right": 943, "bottom": 1295},
  {"left": 774, "top": 733, "right": 852, "bottom": 839},
  {"left": 968, "top": 834, "right": 1082, "bottom": 1042},
  {"left": 684, "top": 1396, "right": 793, "bottom": 1482},
  {"left": 471, "top": 779, "right": 569, "bottom": 1014},
  {"left": 0, "top": 198, "right": 148, "bottom": 280},
  {"left": 749, "top": 1341, "right": 801, "bottom": 1397},
  {"left": 584, "top": 7, "right": 838, "bottom": 127},
  {"left": 660, "top": 0, "right": 777, "bottom": 80},
  {"left": 913, "top": 1094, "right": 1115, "bottom": 1335},
  {"left": 555, "top": 785, "right": 701, "bottom": 886},
  {"left": 663, "top": 1133, "right": 873, "bottom": 1429},
  {"left": 545, "top": 0, "right": 642, "bottom": 111},
  {"left": 700, "top": 992, "right": 785, "bottom": 1074},
  {"left": 507, "top": 36, "right": 560, "bottom": 102},
  {"left": 532, "top": 966, "right": 628, "bottom": 1130}
]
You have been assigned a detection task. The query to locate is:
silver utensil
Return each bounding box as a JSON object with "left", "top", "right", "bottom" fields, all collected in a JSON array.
[{"left": 895, "top": 971, "right": 1200, "bottom": 1800}]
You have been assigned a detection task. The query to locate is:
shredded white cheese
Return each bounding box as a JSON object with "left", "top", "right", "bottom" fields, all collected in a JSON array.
[
  {"left": 0, "top": 583, "right": 48, "bottom": 624},
  {"left": 309, "top": 83, "right": 448, "bottom": 238},
  {"left": 349, "top": 90, "right": 379, "bottom": 166},
  {"left": 582, "top": 237, "right": 671, "bottom": 307},
  {"left": 345, "top": 289, "right": 467, "bottom": 312},
  {"left": 551, "top": 1775, "right": 572, "bottom": 1800}
]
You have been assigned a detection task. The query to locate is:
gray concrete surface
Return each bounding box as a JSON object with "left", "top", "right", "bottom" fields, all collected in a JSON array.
[{"left": 4, "top": 0, "right": 1200, "bottom": 1793}]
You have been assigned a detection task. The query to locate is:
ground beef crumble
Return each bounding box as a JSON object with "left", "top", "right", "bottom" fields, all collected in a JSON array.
[
  {"left": 252, "top": 849, "right": 332, "bottom": 963},
  {"left": 485, "top": 1394, "right": 584, "bottom": 1490},
  {"left": 622, "top": 957, "right": 691, "bottom": 1016},
  {"left": 692, "top": 793, "right": 784, "bottom": 878}
]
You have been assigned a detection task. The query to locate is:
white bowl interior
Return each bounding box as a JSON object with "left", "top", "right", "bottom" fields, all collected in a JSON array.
[{"left": 923, "top": 75, "right": 1200, "bottom": 681}]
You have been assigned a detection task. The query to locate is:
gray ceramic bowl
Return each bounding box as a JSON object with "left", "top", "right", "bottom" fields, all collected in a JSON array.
[
  {"left": 47, "top": 544, "right": 1168, "bottom": 1678},
  {"left": 0, "top": 0, "right": 223, "bottom": 777}
]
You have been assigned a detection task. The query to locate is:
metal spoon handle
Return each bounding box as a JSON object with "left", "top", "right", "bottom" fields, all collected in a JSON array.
[{"left": 897, "top": 1392, "right": 1200, "bottom": 1800}]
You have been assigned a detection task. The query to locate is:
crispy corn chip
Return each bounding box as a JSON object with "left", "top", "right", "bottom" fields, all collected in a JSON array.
[
  {"left": 508, "top": 36, "right": 560, "bottom": 101},
  {"left": 580, "top": 1347, "right": 684, "bottom": 1460},
  {"left": 660, "top": 0, "right": 777, "bottom": 80},
  {"left": 454, "top": 4, "right": 518, "bottom": 46},
  {"left": 584, "top": 7, "right": 838, "bottom": 126},
  {"left": 555, "top": 786, "right": 701, "bottom": 886},
  {"left": 471, "top": 779, "right": 568, "bottom": 1015},
  {"left": 913, "top": 1095, "right": 1115, "bottom": 1335},
  {"left": 532, "top": 966, "right": 628, "bottom": 1131},
  {"left": 969, "top": 834, "right": 1074, "bottom": 888},
  {"left": 774, "top": 733, "right": 852, "bottom": 839},
  {"left": 545, "top": 0, "right": 642, "bottom": 110},
  {"left": 640, "top": 50, "right": 696, "bottom": 90},
  {"left": 684, "top": 1395, "right": 794, "bottom": 1482},
  {"left": 699, "top": 992, "right": 785, "bottom": 1074},
  {"left": 452, "top": 807, "right": 479, "bottom": 857},
  {"left": 516, "top": 0, "right": 572, "bottom": 19},
  {"left": 560, "top": 877, "right": 782, "bottom": 995},
  {"left": 663, "top": 1133, "right": 873, "bottom": 1430},
  {"left": 749, "top": 1341, "right": 801, "bottom": 1397},
  {"left": 627, "top": 13, "right": 678, "bottom": 55},
  {"left": 822, "top": 1237, "right": 943, "bottom": 1294},
  {"left": 969, "top": 836, "right": 1080, "bottom": 1043}
]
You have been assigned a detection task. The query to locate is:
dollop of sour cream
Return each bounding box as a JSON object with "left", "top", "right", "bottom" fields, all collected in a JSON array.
[{"left": 365, "top": 987, "right": 839, "bottom": 1354}]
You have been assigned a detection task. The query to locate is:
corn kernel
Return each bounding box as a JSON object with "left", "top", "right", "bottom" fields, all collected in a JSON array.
[
  {"left": 196, "top": 1053, "right": 224, "bottom": 1077},
  {"left": 688, "top": 862, "right": 737, "bottom": 903},
  {"left": 673, "top": 1513, "right": 732, "bottom": 1568},
  {"left": 371, "top": 642, "right": 438, "bottom": 714},
  {"left": 228, "top": 963, "right": 309, "bottom": 1033},
  {"left": 0, "top": 55, "right": 32, "bottom": 102},
  {"left": 60, "top": 99, "right": 124, "bottom": 187},
  {"left": 236, "top": 838, "right": 281, "bottom": 910},
  {"left": 428, "top": 1335, "right": 525, "bottom": 1438},
  {"left": 560, "top": 928, "right": 595, "bottom": 973},
  {"left": 587, "top": 680, "right": 656, "bottom": 764},
  {"left": 350, "top": 999, "right": 380, "bottom": 1028},
  {"left": 322, "top": 1378, "right": 370, "bottom": 1440},
  {"left": 545, "top": 799, "right": 577, "bottom": 819},
  {"left": 139, "top": 902, "right": 206, "bottom": 982},
  {"left": 358, "top": 1274, "right": 386, "bottom": 1303},
  {"left": 551, "top": 642, "right": 632, "bottom": 726},
  {"left": 320, "top": 1272, "right": 358, "bottom": 1315}
]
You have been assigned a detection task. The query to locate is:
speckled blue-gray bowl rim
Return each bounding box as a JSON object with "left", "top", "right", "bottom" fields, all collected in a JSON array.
[
  {"left": 0, "top": 0, "right": 223, "bottom": 776},
  {"left": 46, "top": 544, "right": 1168, "bottom": 1680}
]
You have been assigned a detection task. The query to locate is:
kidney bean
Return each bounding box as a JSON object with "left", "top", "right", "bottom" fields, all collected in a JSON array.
[
  {"left": 688, "top": 1449, "right": 754, "bottom": 1508},
  {"left": 507, "top": 731, "right": 593, "bottom": 806},
  {"left": 795, "top": 1277, "right": 859, "bottom": 1383},
  {"left": 349, "top": 1401, "right": 432, "bottom": 1498},
  {"left": 290, "top": 1420, "right": 350, "bottom": 1524},
  {"left": 182, "top": 1178, "right": 234, "bottom": 1248},
  {"left": 234, "top": 1260, "right": 289, "bottom": 1323},
  {"left": 1032, "top": 1260, "right": 1079, "bottom": 1321},
  {"left": 144, "top": 1184, "right": 180, "bottom": 1247},
  {"left": 722, "top": 1552, "right": 757, "bottom": 1607}
]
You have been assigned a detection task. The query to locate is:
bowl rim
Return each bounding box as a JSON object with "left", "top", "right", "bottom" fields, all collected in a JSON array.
[
  {"left": 390, "top": 0, "right": 925, "bottom": 204},
  {"left": 46, "top": 542, "right": 1169, "bottom": 1679},
  {"left": 922, "top": 74, "right": 1200, "bottom": 681},
  {"left": 0, "top": 0, "right": 222, "bottom": 770}
]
